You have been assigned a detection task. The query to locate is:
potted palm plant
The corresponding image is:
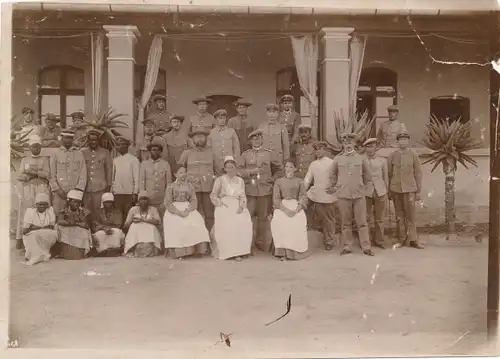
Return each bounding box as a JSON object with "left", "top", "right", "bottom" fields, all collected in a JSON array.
[
  {"left": 419, "top": 115, "right": 482, "bottom": 241},
  {"left": 71, "top": 108, "right": 129, "bottom": 157},
  {"left": 10, "top": 113, "right": 34, "bottom": 171}
]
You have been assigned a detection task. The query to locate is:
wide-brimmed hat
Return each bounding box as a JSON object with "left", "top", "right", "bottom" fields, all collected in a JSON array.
[
  {"left": 248, "top": 129, "right": 264, "bottom": 140},
  {"left": 279, "top": 94, "right": 294, "bottom": 103},
  {"left": 387, "top": 105, "right": 399, "bottom": 112},
  {"left": 60, "top": 129, "right": 76, "bottom": 137},
  {"left": 213, "top": 109, "right": 227, "bottom": 118},
  {"left": 363, "top": 138, "right": 378, "bottom": 147},
  {"left": 188, "top": 129, "right": 209, "bottom": 138},
  {"left": 234, "top": 99, "right": 252, "bottom": 107},
  {"left": 67, "top": 189, "right": 84, "bottom": 201},
  {"left": 313, "top": 141, "right": 329, "bottom": 150},
  {"left": 141, "top": 117, "right": 155, "bottom": 125},
  {"left": 265, "top": 103, "right": 279, "bottom": 111},
  {"left": 146, "top": 137, "right": 164, "bottom": 151},
  {"left": 22, "top": 107, "right": 34, "bottom": 115},
  {"left": 45, "top": 113, "right": 60, "bottom": 123},
  {"left": 169, "top": 115, "right": 185, "bottom": 123},
  {"left": 70, "top": 111, "right": 85, "bottom": 119},
  {"left": 192, "top": 96, "right": 213, "bottom": 105}
]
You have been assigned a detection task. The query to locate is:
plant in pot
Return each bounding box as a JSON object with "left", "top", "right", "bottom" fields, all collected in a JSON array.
[
  {"left": 332, "top": 109, "right": 376, "bottom": 154},
  {"left": 419, "top": 115, "right": 482, "bottom": 241}
]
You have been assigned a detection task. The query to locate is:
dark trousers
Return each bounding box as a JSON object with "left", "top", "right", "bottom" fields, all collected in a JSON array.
[
  {"left": 196, "top": 192, "right": 215, "bottom": 232},
  {"left": 114, "top": 194, "right": 136, "bottom": 220},
  {"left": 366, "top": 194, "right": 388, "bottom": 246},
  {"left": 83, "top": 191, "right": 105, "bottom": 216},
  {"left": 247, "top": 195, "right": 273, "bottom": 252},
  {"left": 393, "top": 192, "right": 419, "bottom": 245},
  {"left": 310, "top": 201, "right": 338, "bottom": 247},
  {"left": 337, "top": 198, "right": 371, "bottom": 251}
]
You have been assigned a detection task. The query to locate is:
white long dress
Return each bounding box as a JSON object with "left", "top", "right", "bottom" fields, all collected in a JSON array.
[
  {"left": 22, "top": 207, "right": 58, "bottom": 265},
  {"left": 163, "top": 181, "right": 210, "bottom": 256},
  {"left": 210, "top": 174, "right": 252, "bottom": 260}
]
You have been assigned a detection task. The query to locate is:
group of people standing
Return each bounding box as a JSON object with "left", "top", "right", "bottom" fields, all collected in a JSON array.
[{"left": 15, "top": 94, "right": 424, "bottom": 266}]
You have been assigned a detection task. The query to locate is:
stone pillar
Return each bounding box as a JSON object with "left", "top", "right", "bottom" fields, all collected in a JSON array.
[
  {"left": 320, "top": 27, "right": 354, "bottom": 147},
  {"left": 103, "top": 25, "right": 140, "bottom": 143}
]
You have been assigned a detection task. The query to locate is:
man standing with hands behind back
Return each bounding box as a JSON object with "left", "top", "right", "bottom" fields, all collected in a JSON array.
[{"left": 387, "top": 128, "right": 424, "bottom": 249}]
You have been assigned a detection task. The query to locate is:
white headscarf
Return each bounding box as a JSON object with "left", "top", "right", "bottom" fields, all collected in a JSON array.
[
  {"left": 28, "top": 135, "right": 42, "bottom": 146},
  {"left": 100, "top": 192, "right": 114, "bottom": 208},
  {"left": 67, "top": 189, "right": 83, "bottom": 201}
]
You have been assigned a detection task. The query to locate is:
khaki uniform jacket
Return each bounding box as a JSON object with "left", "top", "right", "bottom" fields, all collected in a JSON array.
[
  {"left": 387, "top": 148, "right": 422, "bottom": 194},
  {"left": 290, "top": 139, "right": 315, "bottom": 179},
  {"left": 237, "top": 147, "right": 284, "bottom": 197},
  {"left": 330, "top": 151, "right": 372, "bottom": 200},
  {"left": 49, "top": 146, "right": 87, "bottom": 193},
  {"left": 82, "top": 147, "right": 113, "bottom": 193},
  {"left": 257, "top": 121, "right": 290, "bottom": 165}
]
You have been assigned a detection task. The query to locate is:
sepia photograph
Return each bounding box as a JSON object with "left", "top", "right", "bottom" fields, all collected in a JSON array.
[{"left": 3, "top": 0, "right": 500, "bottom": 357}]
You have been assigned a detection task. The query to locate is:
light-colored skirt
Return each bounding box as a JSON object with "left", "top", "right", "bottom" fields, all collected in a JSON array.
[
  {"left": 23, "top": 229, "right": 58, "bottom": 265},
  {"left": 57, "top": 225, "right": 92, "bottom": 254},
  {"left": 124, "top": 222, "right": 162, "bottom": 254},
  {"left": 271, "top": 199, "right": 308, "bottom": 254},
  {"left": 15, "top": 181, "right": 50, "bottom": 239},
  {"left": 93, "top": 228, "right": 125, "bottom": 253},
  {"left": 163, "top": 202, "right": 210, "bottom": 249},
  {"left": 212, "top": 196, "right": 252, "bottom": 260}
]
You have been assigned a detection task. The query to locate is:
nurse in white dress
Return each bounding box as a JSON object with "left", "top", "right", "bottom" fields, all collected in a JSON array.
[{"left": 210, "top": 156, "right": 253, "bottom": 261}]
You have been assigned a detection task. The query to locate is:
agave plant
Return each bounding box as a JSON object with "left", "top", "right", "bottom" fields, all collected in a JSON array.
[
  {"left": 419, "top": 115, "right": 482, "bottom": 240},
  {"left": 333, "top": 109, "right": 375, "bottom": 153},
  {"left": 71, "top": 108, "right": 129, "bottom": 157},
  {"left": 10, "top": 113, "right": 34, "bottom": 171}
]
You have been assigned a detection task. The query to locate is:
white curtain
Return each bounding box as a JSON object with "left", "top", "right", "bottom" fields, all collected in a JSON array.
[
  {"left": 349, "top": 35, "right": 367, "bottom": 115},
  {"left": 91, "top": 33, "right": 104, "bottom": 115},
  {"left": 135, "top": 35, "right": 163, "bottom": 145},
  {"left": 291, "top": 35, "right": 319, "bottom": 136}
]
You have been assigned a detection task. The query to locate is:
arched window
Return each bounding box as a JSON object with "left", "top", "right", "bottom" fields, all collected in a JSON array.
[
  {"left": 207, "top": 94, "right": 242, "bottom": 119},
  {"left": 135, "top": 65, "right": 167, "bottom": 115},
  {"left": 356, "top": 67, "right": 398, "bottom": 135},
  {"left": 38, "top": 65, "right": 85, "bottom": 128},
  {"left": 430, "top": 96, "right": 470, "bottom": 124}
]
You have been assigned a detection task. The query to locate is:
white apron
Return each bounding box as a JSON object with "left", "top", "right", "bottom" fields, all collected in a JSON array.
[
  {"left": 271, "top": 199, "right": 308, "bottom": 253},
  {"left": 163, "top": 202, "right": 210, "bottom": 249},
  {"left": 124, "top": 222, "right": 162, "bottom": 254},
  {"left": 212, "top": 197, "right": 252, "bottom": 260},
  {"left": 93, "top": 229, "right": 125, "bottom": 253}
]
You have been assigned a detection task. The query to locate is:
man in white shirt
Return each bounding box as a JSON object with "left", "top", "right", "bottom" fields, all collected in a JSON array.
[
  {"left": 363, "top": 138, "right": 389, "bottom": 249},
  {"left": 112, "top": 136, "right": 140, "bottom": 219},
  {"left": 303, "top": 141, "right": 339, "bottom": 250}
]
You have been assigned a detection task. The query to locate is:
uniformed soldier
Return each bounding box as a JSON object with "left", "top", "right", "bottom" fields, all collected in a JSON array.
[
  {"left": 376, "top": 105, "right": 406, "bottom": 148},
  {"left": 49, "top": 129, "right": 87, "bottom": 214},
  {"left": 39, "top": 113, "right": 61, "bottom": 148},
  {"left": 363, "top": 137, "right": 389, "bottom": 249},
  {"left": 227, "top": 99, "right": 254, "bottom": 154},
  {"left": 147, "top": 94, "right": 172, "bottom": 136},
  {"left": 328, "top": 132, "right": 374, "bottom": 256},
  {"left": 290, "top": 123, "right": 316, "bottom": 179},
  {"left": 70, "top": 111, "right": 87, "bottom": 148},
  {"left": 278, "top": 94, "right": 301, "bottom": 143},
  {"left": 237, "top": 129, "right": 283, "bottom": 253},
  {"left": 82, "top": 129, "right": 113, "bottom": 215},
  {"left": 178, "top": 128, "right": 216, "bottom": 231},
  {"left": 184, "top": 95, "right": 215, "bottom": 136},
  {"left": 139, "top": 138, "right": 172, "bottom": 219},
  {"left": 207, "top": 109, "right": 241, "bottom": 176},
  {"left": 162, "top": 115, "right": 189, "bottom": 178},
  {"left": 258, "top": 103, "right": 290, "bottom": 167},
  {"left": 136, "top": 117, "right": 165, "bottom": 162},
  {"left": 387, "top": 128, "right": 424, "bottom": 249}
]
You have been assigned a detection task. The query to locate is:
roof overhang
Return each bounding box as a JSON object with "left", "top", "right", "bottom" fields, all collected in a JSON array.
[{"left": 12, "top": 0, "right": 500, "bottom": 15}]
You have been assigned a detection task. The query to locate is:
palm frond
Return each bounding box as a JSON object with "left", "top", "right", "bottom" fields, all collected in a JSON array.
[{"left": 333, "top": 109, "right": 375, "bottom": 151}]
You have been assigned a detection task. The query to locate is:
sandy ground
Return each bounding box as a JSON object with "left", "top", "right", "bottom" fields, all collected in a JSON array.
[{"left": 8, "top": 234, "right": 494, "bottom": 358}]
